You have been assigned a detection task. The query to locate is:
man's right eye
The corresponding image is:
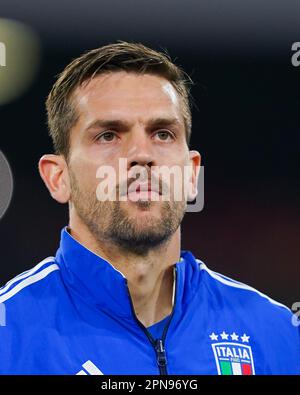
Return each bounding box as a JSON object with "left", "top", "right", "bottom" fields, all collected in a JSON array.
[{"left": 95, "top": 131, "right": 117, "bottom": 142}]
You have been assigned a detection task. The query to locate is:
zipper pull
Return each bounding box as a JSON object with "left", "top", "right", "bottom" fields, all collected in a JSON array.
[{"left": 155, "top": 339, "right": 167, "bottom": 367}]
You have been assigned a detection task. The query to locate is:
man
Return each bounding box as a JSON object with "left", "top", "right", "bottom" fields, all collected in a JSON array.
[{"left": 0, "top": 41, "right": 299, "bottom": 375}]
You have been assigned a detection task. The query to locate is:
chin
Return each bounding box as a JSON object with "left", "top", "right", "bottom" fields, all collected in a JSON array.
[{"left": 131, "top": 205, "right": 163, "bottom": 218}]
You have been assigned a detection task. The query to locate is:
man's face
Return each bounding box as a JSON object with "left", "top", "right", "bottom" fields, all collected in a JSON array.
[{"left": 67, "top": 71, "right": 199, "bottom": 255}]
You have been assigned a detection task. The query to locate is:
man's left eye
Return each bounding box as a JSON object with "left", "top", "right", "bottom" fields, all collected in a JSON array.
[{"left": 154, "top": 130, "right": 174, "bottom": 141}]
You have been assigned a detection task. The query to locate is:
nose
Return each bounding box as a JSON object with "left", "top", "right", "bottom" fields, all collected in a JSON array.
[{"left": 125, "top": 129, "right": 155, "bottom": 170}]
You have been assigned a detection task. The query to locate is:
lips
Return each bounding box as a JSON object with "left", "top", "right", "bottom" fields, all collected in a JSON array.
[
  {"left": 137, "top": 183, "right": 158, "bottom": 193},
  {"left": 128, "top": 182, "right": 161, "bottom": 195}
]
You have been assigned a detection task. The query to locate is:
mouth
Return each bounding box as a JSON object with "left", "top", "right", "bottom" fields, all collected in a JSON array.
[
  {"left": 126, "top": 182, "right": 162, "bottom": 200},
  {"left": 134, "top": 183, "right": 161, "bottom": 194}
]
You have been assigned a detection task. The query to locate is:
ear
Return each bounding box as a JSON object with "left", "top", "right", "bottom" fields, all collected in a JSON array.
[
  {"left": 38, "top": 154, "right": 70, "bottom": 204},
  {"left": 187, "top": 150, "right": 201, "bottom": 202}
]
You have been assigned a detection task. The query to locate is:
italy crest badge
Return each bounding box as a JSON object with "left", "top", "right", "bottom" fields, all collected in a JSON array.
[{"left": 210, "top": 331, "right": 255, "bottom": 375}]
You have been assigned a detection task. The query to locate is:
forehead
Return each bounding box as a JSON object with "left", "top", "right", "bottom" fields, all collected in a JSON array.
[{"left": 73, "top": 71, "right": 183, "bottom": 124}]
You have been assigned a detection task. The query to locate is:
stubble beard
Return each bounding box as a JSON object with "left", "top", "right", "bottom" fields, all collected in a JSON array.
[{"left": 69, "top": 169, "right": 186, "bottom": 256}]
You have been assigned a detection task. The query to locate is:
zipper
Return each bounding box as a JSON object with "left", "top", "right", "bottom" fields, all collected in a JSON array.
[
  {"left": 125, "top": 266, "right": 178, "bottom": 375},
  {"left": 155, "top": 338, "right": 168, "bottom": 375}
]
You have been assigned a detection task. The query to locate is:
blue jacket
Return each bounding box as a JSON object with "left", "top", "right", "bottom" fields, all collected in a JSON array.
[{"left": 0, "top": 227, "right": 299, "bottom": 375}]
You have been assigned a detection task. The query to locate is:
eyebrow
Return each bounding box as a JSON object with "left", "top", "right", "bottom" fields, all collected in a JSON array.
[{"left": 85, "top": 117, "right": 182, "bottom": 132}]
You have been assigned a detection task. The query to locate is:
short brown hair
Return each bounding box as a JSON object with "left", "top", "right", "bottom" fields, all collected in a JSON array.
[{"left": 46, "top": 41, "right": 194, "bottom": 159}]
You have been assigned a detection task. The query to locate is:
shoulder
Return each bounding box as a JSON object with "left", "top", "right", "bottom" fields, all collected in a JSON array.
[
  {"left": 196, "top": 258, "right": 294, "bottom": 321},
  {"left": 0, "top": 257, "right": 60, "bottom": 307},
  {"left": 195, "top": 259, "right": 300, "bottom": 371}
]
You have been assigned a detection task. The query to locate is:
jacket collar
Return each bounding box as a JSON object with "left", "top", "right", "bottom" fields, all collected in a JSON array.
[{"left": 55, "top": 226, "right": 202, "bottom": 321}]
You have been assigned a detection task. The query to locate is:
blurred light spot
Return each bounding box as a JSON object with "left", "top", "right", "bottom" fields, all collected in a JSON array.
[
  {"left": 0, "top": 18, "right": 41, "bottom": 105},
  {"left": 0, "top": 151, "right": 13, "bottom": 220}
]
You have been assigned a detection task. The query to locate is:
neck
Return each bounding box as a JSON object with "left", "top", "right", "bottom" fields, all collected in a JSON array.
[{"left": 68, "top": 216, "right": 181, "bottom": 328}]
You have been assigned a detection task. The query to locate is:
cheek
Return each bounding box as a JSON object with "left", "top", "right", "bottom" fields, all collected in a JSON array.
[
  {"left": 87, "top": 138, "right": 123, "bottom": 163},
  {"left": 79, "top": 146, "right": 120, "bottom": 181},
  {"left": 69, "top": 159, "right": 101, "bottom": 194},
  {"left": 161, "top": 150, "right": 189, "bottom": 169}
]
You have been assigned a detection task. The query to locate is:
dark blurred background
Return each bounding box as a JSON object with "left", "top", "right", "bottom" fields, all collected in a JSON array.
[{"left": 0, "top": 0, "right": 299, "bottom": 307}]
